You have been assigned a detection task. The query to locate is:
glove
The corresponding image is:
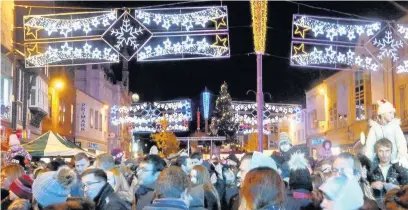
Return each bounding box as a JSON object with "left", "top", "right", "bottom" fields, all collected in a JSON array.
[{"left": 384, "top": 183, "right": 400, "bottom": 191}]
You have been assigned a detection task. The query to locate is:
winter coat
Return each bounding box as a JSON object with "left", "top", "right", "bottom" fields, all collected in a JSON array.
[
  {"left": 369, "top": 163, "right": 408, "bottom": 199},
  {"left": 284, "top": 189, "right": 310, "bottom": 210},
  {"left": 5, "top": 145, "right": 32, "bottom": 165},
  {"left": 109, "top": 168, "right": 133, "bottom": 203},
  {"left": 1, "top": 196, "right": 13, "bottom": 210},
  {"left": 364, "top": 119, "right": 408, "bottom": 165},
  {"left": 221, "top": 186, "right": 239, "bottom": 210},
  {"left": 94, "top": 183, "right": 131, "bottom": 210},
  {"left": 135, "top": 185, "right": 155, "bottom": 210},
  {"left": 142, "top": 198, "right": 189, "bottom": 210},
  {"left": 70, "top": 172, "right": 84, "bottom": 197},
  {"left": 204, "top": 189, "right": 220, "bottom": 210}
]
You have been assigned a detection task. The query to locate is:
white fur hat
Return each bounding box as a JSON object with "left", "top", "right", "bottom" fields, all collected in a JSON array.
[
  {"left": 377, "top": 99, "right": 395, "bottom": 115},
  {"left": 9, "top": 134, "right": 20, "bottom": 146}
]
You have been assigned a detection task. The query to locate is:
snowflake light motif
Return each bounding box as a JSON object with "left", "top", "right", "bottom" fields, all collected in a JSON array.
[
  {"left": 111, "top": 14, "right": 144, "bottom": 50},
  {"left": 110, "top": 101, "right": 192, "bottom": 133},
  {"left": 231, "top": 102, "right": 301, "bottom": 135},
  {"left": 373, "top": 30, "right": 404, "bottom": 62},
  {"left": 396, "top": 60, "right": 408, "bottom": 74}
]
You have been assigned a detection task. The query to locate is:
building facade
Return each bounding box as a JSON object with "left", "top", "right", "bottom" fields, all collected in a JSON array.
[
  {"left": 75, "top": 64, "right": 130, "bottom": 153},
  {"left": 75, "top": 89, "right": 109, "bottom": 154},
  {"left": 41, "top": 69, "right": 76, "bottom": 141}
]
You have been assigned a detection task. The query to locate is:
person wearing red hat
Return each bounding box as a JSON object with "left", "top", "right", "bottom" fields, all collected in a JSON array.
[
  {"left": 1, "top": 175, "right": 33, "bottom": 209},
  {"left": 364, "top": 99, "right": 408, "bottom": 169}
]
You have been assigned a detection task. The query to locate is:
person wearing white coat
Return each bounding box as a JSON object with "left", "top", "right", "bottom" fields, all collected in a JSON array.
[{"left": 364, "top": 99, "right": 408, "bottom": 169}]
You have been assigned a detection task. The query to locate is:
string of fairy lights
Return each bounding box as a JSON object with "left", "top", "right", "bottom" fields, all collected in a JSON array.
[{"left": 21, "top": 5, "right": 230, "bottom": 67}]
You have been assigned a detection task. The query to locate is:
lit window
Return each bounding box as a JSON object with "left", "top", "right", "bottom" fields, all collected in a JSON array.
[{"left": 355, "top": 71, "right": 365, "bottom": 121}]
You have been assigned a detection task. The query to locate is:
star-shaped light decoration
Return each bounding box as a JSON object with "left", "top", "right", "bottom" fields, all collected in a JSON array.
[
  {"left": 293, "top": 43, "right": 307, "bottom": 56},
  {"left": 212, "top": 35, "right": 228, "bottom": 47},
  {"left": 294, "top": 24, "right": 311, "bottom": 39},
  {"left": 27, "top": 44, "right": 40, "bottom": 57},
  {"left": 25, "top": 26, "right": 42, "bottom": 39},
  {"left": 211, "top": 16, "right": 227, "bottom": 30}
]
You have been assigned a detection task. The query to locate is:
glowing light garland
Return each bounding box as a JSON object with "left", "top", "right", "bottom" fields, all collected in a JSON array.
[
  {"left": 202, "top": 90, "right": 210, "bottom": 120},
  {"left": 231, "top": 102, "right": 301, "bottom": 135},
  {"left": 291, "top": 43, "right": 381, "bottom": 72},
  {"left": 250, "top": 0, "right": 267, "bottom": 54},
  {"left": 110, "top": 100, "right": 192, "bottom": 133},
  {"left": 24, "top": 11, "right": 117, "bottom": 40},
  {"left": 23, "top": 6, "right": 230, "bottom": 65},
  {"left": 134, "top": 6, "right": 228, "bottom": 32},
  {"left": 292, "top": 15, "right": 381, "bottom": 42},
  {"left": 25, "top": 41, "right": 119, "bottom": 68},
  {"left": 137, "top": 34, "right": 229, "bottom": 61}
]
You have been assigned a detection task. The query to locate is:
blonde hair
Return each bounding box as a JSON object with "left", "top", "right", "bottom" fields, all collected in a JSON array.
[
  {"left": 1, "top": 164, "right": 25, "bottom": 189},
  {"left": 240, "top": 167, "right": 285, "bottom": 209},
  {"left": 192, "top": 165, "right": 221, "bottom": 210},
  {"left": 8, "top": 199, "right": 32, "bottom": 210}
]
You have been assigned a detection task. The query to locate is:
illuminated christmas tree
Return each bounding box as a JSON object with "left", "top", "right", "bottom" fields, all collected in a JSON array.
[{"left": 213, "top": 82, "right": 237, "bottom": 142}]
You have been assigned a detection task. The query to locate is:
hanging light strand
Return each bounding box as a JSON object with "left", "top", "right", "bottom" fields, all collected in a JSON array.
[{"left": 250, "top": 0, "right": 268, "bottom": 54}]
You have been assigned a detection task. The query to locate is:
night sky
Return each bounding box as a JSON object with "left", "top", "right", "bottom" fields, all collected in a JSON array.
[{"left": 65, "top": 1, "right": 407, "bottom": 106}]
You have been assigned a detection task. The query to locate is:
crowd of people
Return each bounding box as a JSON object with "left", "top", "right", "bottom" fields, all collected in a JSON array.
[
  {"left": 1, "top": 99, "right": 407, "bottom": 210},
  {"left": 1, "top": 135, "right": 408, "bottom": 210}
]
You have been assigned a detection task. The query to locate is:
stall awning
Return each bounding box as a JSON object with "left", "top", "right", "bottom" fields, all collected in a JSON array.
[{"left": 23, "top": 131, "right": 95, "bottom": 157}]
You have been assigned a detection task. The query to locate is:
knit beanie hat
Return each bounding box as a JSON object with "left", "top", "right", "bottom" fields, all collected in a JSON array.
[
  {"left": 377, "top": 99, "right": 395, "bottom": 115},
  {"left": 278, "top": 132, "right": 292, "bottom": 148},
  {"left": 10, "top": 175, "right": 34, "bottom": 200},
  {"left": 111, "top": 148, "right": 124, "bottom": 163},
  {"left": 9, "top": 134, "right": 20, "bottom": 146},
  {"left": 319, "top": 175, "right": 364, "bottom": 210},
  {"left": 32, "top": 166, "right": 76, "bottom": 207},
  {"left": 288, "top": 152, "right": 313, "bottom": 192},
  {"left": 249, "top": 151, "right": 278, "bottom": 171}
]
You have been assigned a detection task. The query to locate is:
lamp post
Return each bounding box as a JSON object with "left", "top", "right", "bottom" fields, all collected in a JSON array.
[{"left": 250, "top": 0, "right": 268, "bottom": 152}]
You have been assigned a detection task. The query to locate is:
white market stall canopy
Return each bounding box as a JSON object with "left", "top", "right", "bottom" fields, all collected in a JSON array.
[{"left": 23, "top": 131, "right": 95, "bottom": 157}]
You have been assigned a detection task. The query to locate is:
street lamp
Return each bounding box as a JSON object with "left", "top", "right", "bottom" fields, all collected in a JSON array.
[{"left": 54, "top": 80, "right": 64, "bottom": 89}]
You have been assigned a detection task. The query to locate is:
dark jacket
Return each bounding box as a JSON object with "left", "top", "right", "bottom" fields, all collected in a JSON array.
[
  {"left": 94, "top": 183, "right": 131, "bottom": 210},
  {"left": 229, "top": 193, "right": 240, "bottom": 210},
  {"left": 1, "top": 196, "right": 13, "bottom": 210},
  {"left": 204, "top": 190, "right": 220, "bottom": 210},
  {"left": 284, "top": 189, "right": 311, "bottom": 210},
  {"left": 142, "top": 198, "right": 189, "bottom": 210},
  {"left": 370, "top": 163, "right": 408, "bottom": 199},
  {"left": 135, "top": 185, "right": 155, "bottom": 210},
  {"left": 221, "top": 186, "right": 239, "bottom": 210}
]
